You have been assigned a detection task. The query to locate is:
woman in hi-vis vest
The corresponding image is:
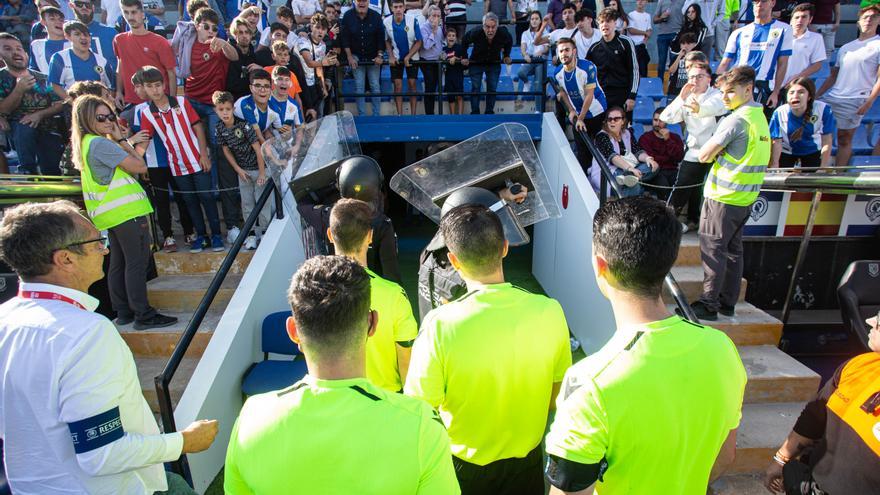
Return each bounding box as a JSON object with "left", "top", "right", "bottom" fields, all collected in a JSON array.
[{"left": 70, "top": 95, "right": 178, "bottom": 331}]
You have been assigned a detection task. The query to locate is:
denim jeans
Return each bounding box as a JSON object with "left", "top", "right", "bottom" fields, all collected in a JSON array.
[
  {"left": 655, "top": 32, "right": 676, "bottom": 81},
  {"left": 353, "top": 61, "right": 381, "bottom": 116},
  {"left": 613, "top": 162, "right": 657, "bottom": 197},
  {"left": 470, "top": 63, "right": 501, "bottom": 114},
  {"left": 189, "top": 99, "right": 241, "bottom": 229},
  {"left": 171, "top": 171, "right": 221, "bottom": 237},
  {"left": 516, "top": 57, "right": 544, "bottom": 106},
  {"left": 11, "top": 120, "right": 63, "bottom": 175}
]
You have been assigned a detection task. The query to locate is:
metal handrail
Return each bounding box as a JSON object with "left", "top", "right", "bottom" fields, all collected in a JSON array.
[
  {"left": 154, "top": 177, "right": 284, "bottom": 483},
  {"left": 334, "top": 58, "right": 549, "bottom": 114},
  {"left": 544, "top": 77, "right": 699, "bottom": 322}
]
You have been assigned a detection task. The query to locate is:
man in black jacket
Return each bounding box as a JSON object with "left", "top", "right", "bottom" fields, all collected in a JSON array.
[
  {"left": 586, "top": 7, "right": 640, "bottom": 120},
  {"left": 462, "top": 12, "right": 512, "bottom": 115},
  {"left": 226, "top": 17, "right": 260, "bottom": 100}
]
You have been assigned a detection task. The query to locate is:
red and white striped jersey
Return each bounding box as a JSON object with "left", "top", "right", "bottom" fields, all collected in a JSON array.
[{"left": 138, "top": 96, "right": 203, "bottom": 177}]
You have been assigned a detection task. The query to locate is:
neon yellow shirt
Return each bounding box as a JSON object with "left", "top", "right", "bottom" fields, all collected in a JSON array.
[
  {"left": 225, "top": 375, "right": 460, "bottom": 494},
  {"left": 545, "top": 316, "right": 747, "bottom": 494},
  {"left": 405, "top": 282, "right": 572, "bottom": 466},
  {"left": 365, "top": 267, "right": 418, "bottom": 392}
]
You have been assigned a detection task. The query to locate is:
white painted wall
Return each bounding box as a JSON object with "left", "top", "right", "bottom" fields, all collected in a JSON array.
[{"left": 533, "top": 113, "right": 617, "bottom": 354}]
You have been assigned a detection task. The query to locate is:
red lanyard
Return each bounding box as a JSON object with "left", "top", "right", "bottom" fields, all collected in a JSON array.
[{"left": 18, "top": 290, "right": 86, "bottom": 311}]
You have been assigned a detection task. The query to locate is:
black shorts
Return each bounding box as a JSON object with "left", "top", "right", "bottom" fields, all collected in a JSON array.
[
  {"left": 452, "top": 446, "right": 544, "bottom": 495},
  {"left": 445, "top": 74, "right": 464, "bottom": 102},
  {"left": 390, "top": 62, "right": 419, "bottom": 80},
  {"left": 780, "top": 151, "right": 821, "bottom": 169}
]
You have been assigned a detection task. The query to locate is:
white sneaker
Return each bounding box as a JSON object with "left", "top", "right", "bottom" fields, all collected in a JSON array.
[
  {"left": 681, "top": 222, "right": 690, "bottom": 234},
  {"left": 244, "top": 235, "right": 258, "bottom": 250},
  {"left": 226, "top": 226, "right": 241, "bottom": 245},
  {"left": 616, "top": 175, "right": 639, "bottom": 188}
]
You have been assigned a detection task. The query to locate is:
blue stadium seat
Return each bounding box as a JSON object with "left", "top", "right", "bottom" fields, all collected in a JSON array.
[
  {"left": 814, "top": 61, "right": 831, "bottom": 80},
  {"left": 637, "top": 77, "right": 665, "bottom": 100},
  {"left": 510, "top": 46, "right": 522, "bottom": 59},
  {"left": 849, "top": 155, "right": 880, "bottom": 166},
  {"left": 633, "top": 97, "right": 655, "bottom": 125},
  {"left": 709, "top": 60, "right": 719, "bottom": 73},
  {"left": 861, "top": 100, "right": 880, "bottom": 124},
  {"left": 241, "top": 311, "right": 308, "bottom": 396},
  {"left": 667, "top": 123, "right": 683, "bottom": 138},
  {"left": 633, "top": 124, "right": 647, "bottom": 140},
  {"left": 851, "top": 125, "right": 874, "bottom": 155},
  {"left": 497, "top": 76, "right": 516, "bottom": 101}
]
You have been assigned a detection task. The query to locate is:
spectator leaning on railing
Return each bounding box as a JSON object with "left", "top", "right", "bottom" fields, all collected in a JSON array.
[
  {"left": 462, "top": 12, "right": 513, "bottom": 115},
  {"left": 340, "top": 0, "right": 386, "bottom": 117}
]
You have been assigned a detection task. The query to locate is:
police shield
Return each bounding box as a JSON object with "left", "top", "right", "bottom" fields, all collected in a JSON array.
[
  {"left": 390, "top": 123, "right": 560, "bottom": 246},
  {"left": 261, "top": 110, "right": 361, "bottom": 189}
]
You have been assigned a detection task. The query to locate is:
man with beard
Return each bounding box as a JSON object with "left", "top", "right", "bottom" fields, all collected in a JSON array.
[
  {"left": 0, "top": 33, "right": 65, "bottom": 175},
  {"left": 226, "top": 17, "right": 261, "bottom": 100},
  {"left": 68, "top": 0, "right": 117, "bottom": 72}
]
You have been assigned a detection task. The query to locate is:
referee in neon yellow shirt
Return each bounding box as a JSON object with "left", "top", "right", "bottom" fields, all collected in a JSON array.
[
  {"left": 544, "top": 197, "right": 746, "bottom": 494},
  {"left": 327, "top": 198, "right": 418, "bottom": 392},
  {"left": 225, "top": 256, "right": 459, "bottom": 494},
  {"left": 405, "top": 204, "right": 572, "bottom": 495}
]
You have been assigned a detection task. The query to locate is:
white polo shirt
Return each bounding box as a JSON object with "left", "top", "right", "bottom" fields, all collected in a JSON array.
[
  {"left": 0, "top": 282, "right": 183, "bottom": 494},
  {"left": 827, "top": 35, "right": 880, "bottom": 100},
  {"left": 783, "top": 30, "right": 826, "bottom": 86}
]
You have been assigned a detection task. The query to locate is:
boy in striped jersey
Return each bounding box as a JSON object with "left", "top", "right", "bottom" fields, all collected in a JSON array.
[
  {"left": 48, "top": 21, "right": 113, "bottom": 100},
  {"left": 135, "top": 66, "right": 224, "bottom": 253},
  {"left": 29, "top": 6, "right": 68, "bottom": 74},
  {"left": 234, "top": 69, "right": 283, "bottom": 144}
]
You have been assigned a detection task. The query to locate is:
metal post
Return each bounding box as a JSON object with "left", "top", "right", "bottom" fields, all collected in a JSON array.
[
  {"left": 599, "top": 172, "right": 607, "bottom": 205},
  {"left": 537, "top": 61, "right": 546, "bottom": 113},
  {"left": 437, "top": 60, "right": 444, "bottom": 115},
  {"left": 780, "top": 191, "right": 822, "bottom": 324},
  {"left": 334, "top": 65, "right": 344, "bottom": 112}
]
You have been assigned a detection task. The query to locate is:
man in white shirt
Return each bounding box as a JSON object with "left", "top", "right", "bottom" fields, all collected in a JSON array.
[
  {"left": 782, "top": 3, "right": 826, "bottom": 86},
  {"left": 536, "top": 2, "right": 577, "bottom": 65},
  {"left": 0, "top": 201, "right": 219, "bottom": 494},
  {"left": 628, "top": 0, "right": 652, "bottom": 77},
  {"left": 574, "top": 8, "right": 601, "bottom": 59},
  {"left": 818, "top": 4, "right": 880, "bottom": 165},
  {"left": 660, "top": 61, "right": 727, "bottom": 229}
]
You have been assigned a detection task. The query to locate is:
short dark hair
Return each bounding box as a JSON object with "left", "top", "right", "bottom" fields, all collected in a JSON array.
[
  {"left": 440, "top": 205, "right": 504, "bottom": 277},
  {"left": 0, "top": 33, "right": 22, "bottom": 45},
  {"left": 592, "top": 196, "right": 681, "bottom": 297},
  {"left": 187, "top": 0, "right": 209, "bottom": 18},
  {"left": 140, "top": 65, "right": 164, "bottom": 84},
  {"left": 557, "top": 37, "right": 576, "bottom": 50},
  {"left": 272, "top": 65, "right": 291, "bottom": 78},
  {"left": 194, "top": 8, "right": 219, "bottom": 25},
  {"left": 287, "top": 255, "right": 372, "bottom": 354},
  {"left": 67, "top": 80, "right": 107, "bottom": 99},
  {"left": 562, "top": 2, "right": 576, "bottom": 13},
  {"left": 250, "top": 68, "right": 271, "bottom": 83},
  {"left": 654, "top": 106, "right": 666, "bottom": 116},
  {"left": 212, "top": 90, "right": 234, "bottom": 105},
  {"left": 597, "top": 6, "right": 619, "bottom": 22},
  {"left": 40, "top": 6, "right": 64, "bottom": 19},
  {"left": 717, "top": 65, "right": 756, "bottom": 88},
  {"left": 119, "top": 0, "right": 143, "bottom": 10},
  {"left": 0, "top": 200, "right": 89, "bottom": 279},
  {"left": 575, "top": 9, "right": 594, "bottom": 22},
  {"left": 329, "top": 198, "right": 373, "bottom": 254},
  {"left": 131, "top": 67, "right": 145, "bottom": 85},
  {"left": 792, "top": 3, "right": 814, "bottom": 16},
  {"left": 679, "top": 32, "right": 698, "bottom": 45},
  {"left": 270, "top": 21, "right": 290, "bottom": 35},
  {"left": 63, "top": 20, "right": 89, "bottom": 36},
  {"left": 276, "top": 5, "right": 294, "bottom": 19}
]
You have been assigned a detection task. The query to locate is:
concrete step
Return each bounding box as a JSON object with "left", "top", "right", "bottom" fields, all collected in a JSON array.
[
  {"left": 663, "top": 265, "right": 747, "bottom": 304},
  {"left": 710, "top": 473, "right": 766, "bottom": 495},
  {"left": 667, "top": 302, "right": 783, "bottom": 346},
  {"left": 147, "top": 274, "right": 242, "bottom": 312},
  {"left": 137, "top": 356, "right": 198, "bottom": 414},
  {"left": 740, "top": 345, "right": 821, "bottom": 404},
  {"left": 674, "top": 231, "right": 701, "bottom": 267},
  {"left": 154, "top": 250, "right": 254, "bottom": 276},
  {"left": 117, "top": 311, "right": 222, "bottom": 358},
  {"left": 730, "top": 402, "right": 804, "bottom": 474}
]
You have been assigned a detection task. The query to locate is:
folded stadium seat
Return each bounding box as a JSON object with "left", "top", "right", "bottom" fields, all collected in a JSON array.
[
  {"left": 814, "top": 61, "right": 831, "bottom": 79},
  {"left": 497, "top": 76, "right": 516, "bottom": 101},
  {"left": 637, "top": 77, "right": 665, "bottom": 100},
  {"left": 341, "top": 79, "right": 357, "bottom": 103},
  {"left": 510, "top": 47, "right": 522, "bottom": 60},
  {"left": 634, "top": 124, "right": 647, "bottom": 140},
  {"left": 861, "top": 99, "right": 880, "bottom": 124},
  {"left": 851, "top": 125, "right": 874, "bottom": 155},
  {"left": 666, "top": 123, "right": 683, "bottom": 138},
  {"left": 633, "top": 97, "right": 655, "bottom": 125},
  {"left": 813, "top": 78, "right": 826, "bottom": 94},
  {"left": 837, "top": 260, "right": 880, "bottom": 350},
  {"left": 240, "top": 311, "right": 309, "bottom": 396},
  {"left": 709, "top": 60, "right": 719, "bottom": 73},
  {"left": 849, "top": 155, "right": 880, "bottom": 167}
]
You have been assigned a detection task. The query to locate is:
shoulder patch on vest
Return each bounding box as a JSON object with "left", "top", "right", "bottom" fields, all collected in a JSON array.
[{"left": 350, "top": 385, "right": 382, "bottom": 401}]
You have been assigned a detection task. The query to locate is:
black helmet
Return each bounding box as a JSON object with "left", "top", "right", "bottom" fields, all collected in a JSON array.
[
  {"left": 440, "top": 187, "right": 499, "bottom": 218},
  {"left": 336, "top": 155, "right": 384, "bottom": 202}
]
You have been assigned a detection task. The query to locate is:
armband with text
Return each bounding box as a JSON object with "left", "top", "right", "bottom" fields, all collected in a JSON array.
[{"left": 68, "top": 406, "right": 125, "bottom": 454}]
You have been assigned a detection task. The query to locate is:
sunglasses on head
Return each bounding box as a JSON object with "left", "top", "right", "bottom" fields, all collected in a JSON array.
[
  {"left": 201, "top": 23, "right": 218, "bottom": 32},
  {"left": 95, "top": 113, "right": 117, "bottom": 123}
]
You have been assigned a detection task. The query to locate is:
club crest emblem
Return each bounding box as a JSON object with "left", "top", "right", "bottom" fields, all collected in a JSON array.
[
  {"left": 234, "top": 128, "right": 243, "bottom": 138},
  {"left": 809, "top": 114, "right": 818, "bottom": 124},
  {"left": 869, "top": 263, "right": 879, "bottom": 278},
  {"left": 94, "top": 65, "right": 103, "bottom": 74},
  {"left": 750, "top": 196, "right": 769, "bottom": 221},
  {"left": 866, "top": 197, "right": 880, "bottom": 221},
  {"left": 203, "top": 52, "right": 211, "bottom": 61}
]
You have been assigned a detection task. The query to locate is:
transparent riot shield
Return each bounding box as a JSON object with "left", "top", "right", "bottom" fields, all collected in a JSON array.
[
  {"left": 261, "top": 111, "right": 361, "bottom": 259},
  {"left": 390, "top": 123, "right": 560, "bottom": 245}
]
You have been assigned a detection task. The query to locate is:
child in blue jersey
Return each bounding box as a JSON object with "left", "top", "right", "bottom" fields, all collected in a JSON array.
[
  {"left": 48, "top": 21, "right": 113, "bottom": 99},
  {"left": 770, "top": 77, "right": 835, "bottom": 169},
  {"left": 234, "top": 69, "right": 282, "bottom": 144},
  {"left": 268, "top": 66, "right": 303, "bottom": 131},
  {"left": 443, "top": 28, "right": 466, "bottom": 115},
  {"left": 384, "top": 0, "right": 422, "bottom": 115},
  {"left": 29, "top": 7, "right": 68, "bottom": 74}
]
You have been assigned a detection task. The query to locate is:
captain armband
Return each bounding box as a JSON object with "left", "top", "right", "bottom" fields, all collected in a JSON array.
[
  {"left": 67, "top": 406, "right": 125, "bottom": 454},
  {"left": 544, "top": 454, "right": 607, "bottom": 492}
]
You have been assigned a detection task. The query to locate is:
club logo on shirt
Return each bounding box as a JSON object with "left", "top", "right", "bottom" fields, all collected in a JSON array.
[
  {"left": 809, "top": 114, "right": 818, "bottom": 124},
  {"left": 173, "top": 107, "right": 183, "bottom": 115},
  {"left": 770, "top": 29, "right": 781, "bottom": 40},
  {"left": 94, "top": 65, "right": 104, "bottom": 74},
  {"left": 143, "top": 47, "right": 149, "bottom": 52},
  {"left": 234, "top": 128, "right": 243, "bottom": 138},
  {"left": 203, "top": 52, "right": 211, "bottom": 61}
]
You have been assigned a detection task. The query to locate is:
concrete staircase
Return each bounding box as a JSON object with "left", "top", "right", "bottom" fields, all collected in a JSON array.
[
  {"left": 665, "top": 233, "right": 822, "bottom": 493},
  {"left": 114, "top": 249, "right": 254, "bottom": 415}
]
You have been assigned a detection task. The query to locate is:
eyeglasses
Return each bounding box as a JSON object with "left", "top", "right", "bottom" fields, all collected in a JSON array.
[
  {"left": 251, "top": 83, "right": 271, "bottom": 90},
  {"left": 607, "top": 116, "right": 624, "bottom": 122},
  {"left": 73, "top": 1, "right": 93, "bottom": 7},
  {"left": 687, "top": 73, "right": 709, "bottom": 80},
  {"left": 200, "top": 23, "right": 218, "bottom": 32},
  {"left": 95, "top": 113, "right": 117, "bottom": 123},
  {"left": 56, "top": 237, "right": 109, "bottom": 252}
]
